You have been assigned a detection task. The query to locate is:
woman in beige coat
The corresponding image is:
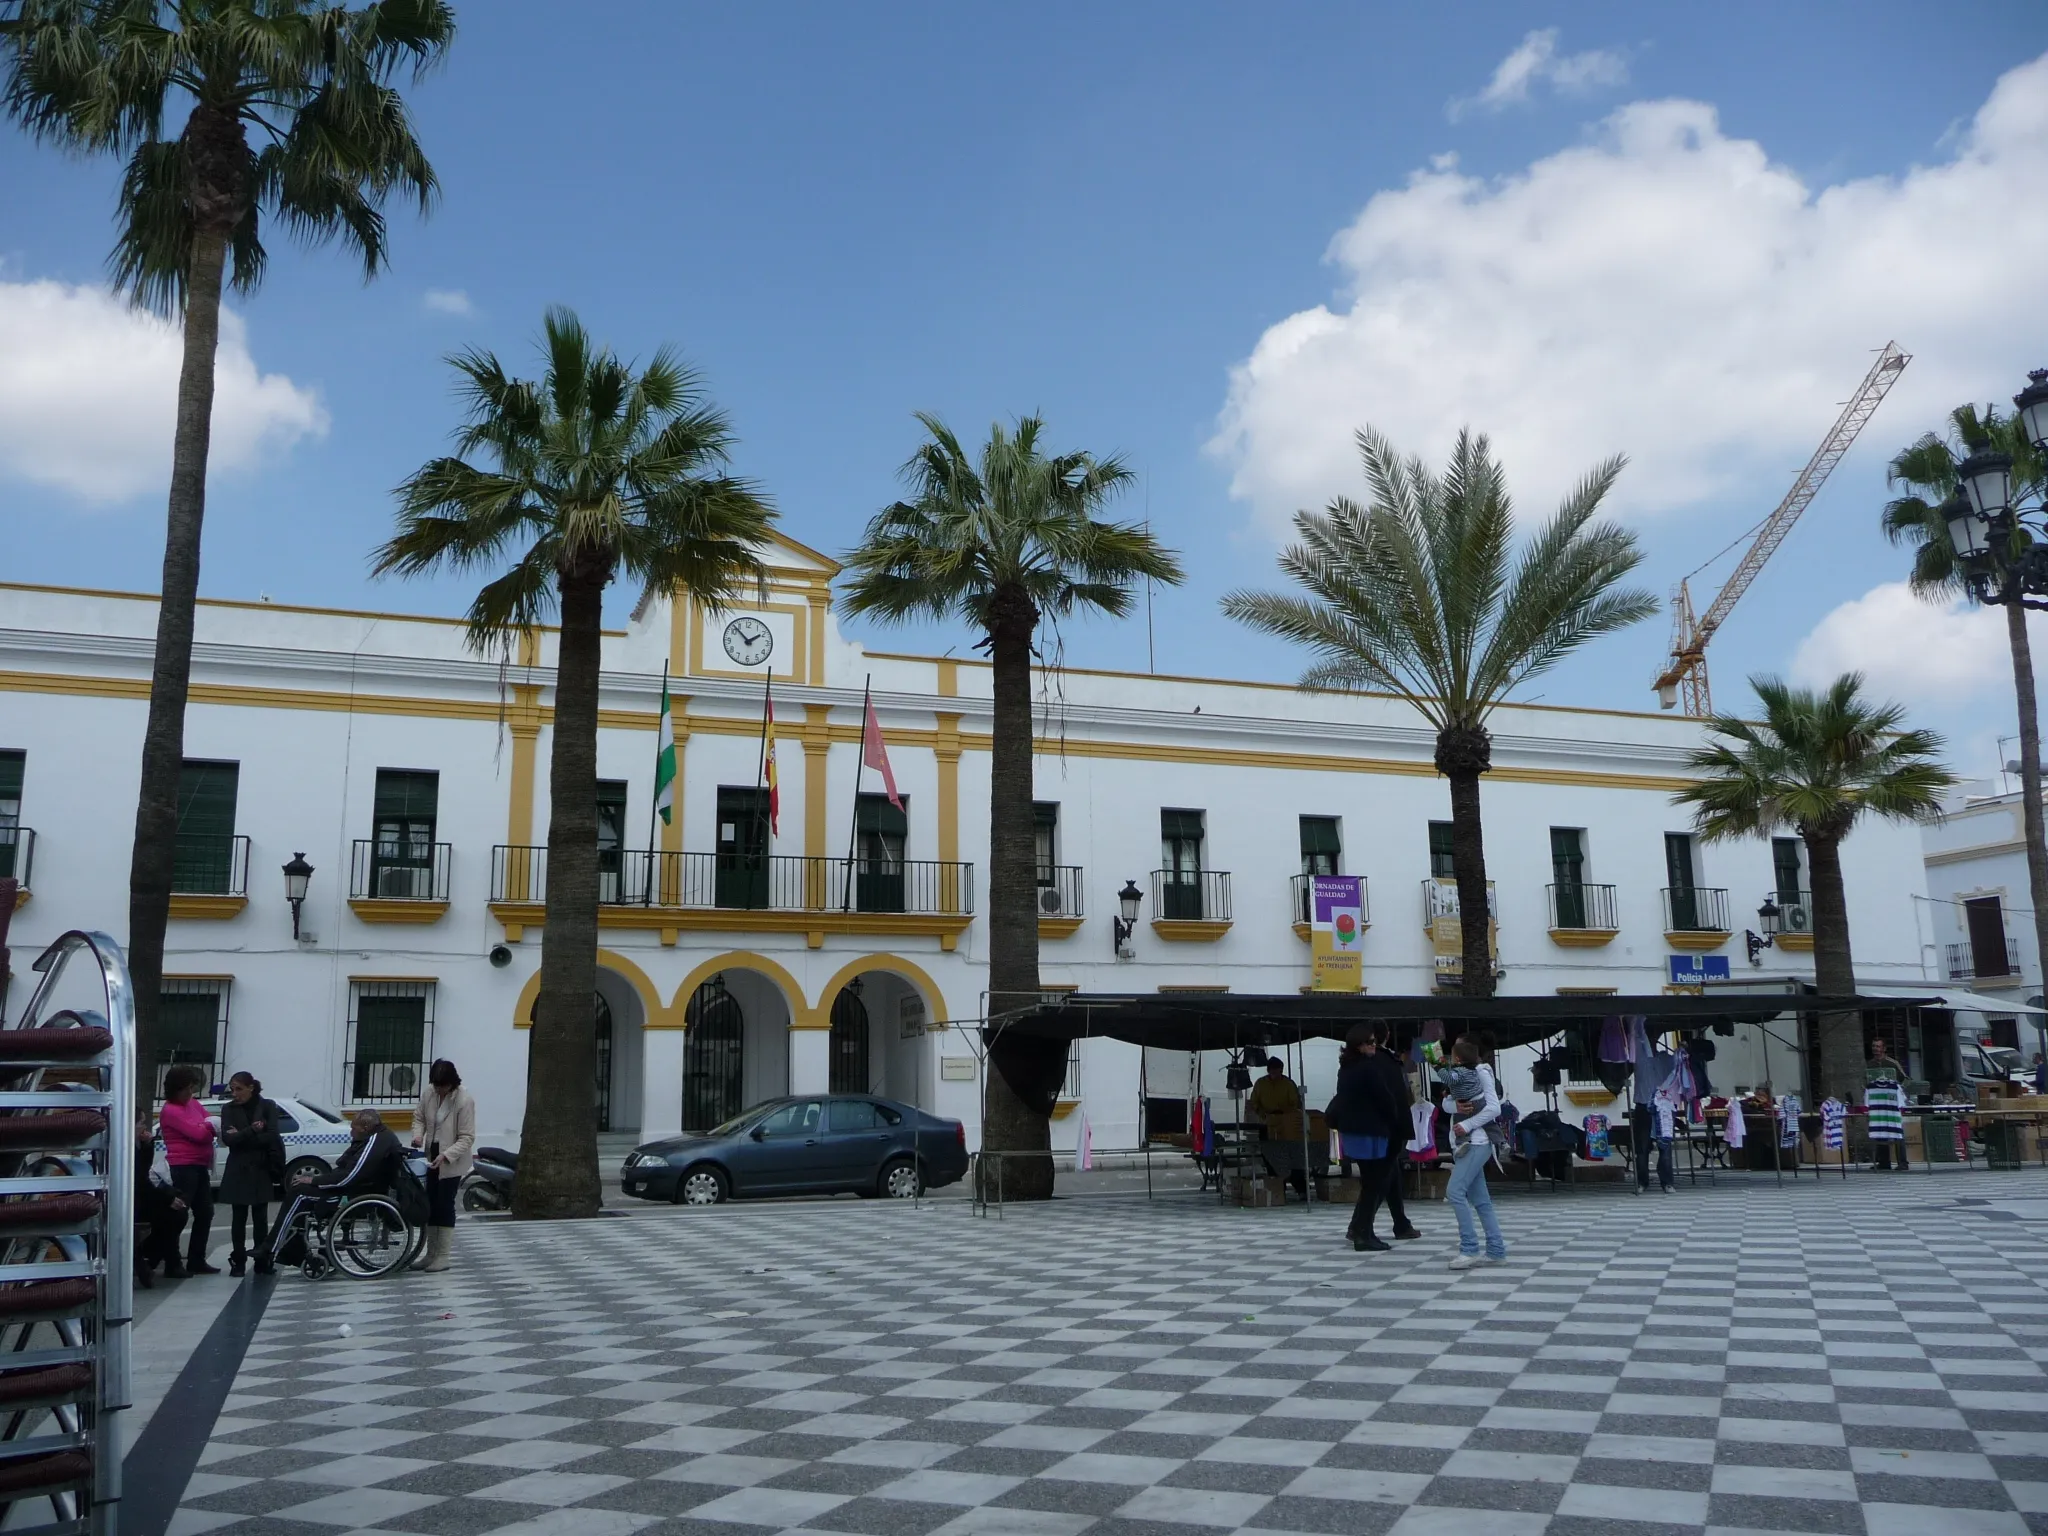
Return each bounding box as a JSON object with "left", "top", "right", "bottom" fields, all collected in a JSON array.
[{"left": 411, "top": 1059, "right": 476, "bottom": 1273}]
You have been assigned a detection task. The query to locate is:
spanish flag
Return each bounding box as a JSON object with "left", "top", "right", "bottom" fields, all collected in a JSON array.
[{"left": 763, "top": 685, "right": 780, "bottom": 836}]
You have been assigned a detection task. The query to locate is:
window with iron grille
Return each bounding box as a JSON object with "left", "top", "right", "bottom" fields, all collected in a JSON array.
[
  {"left": 157, "top": 978, "right": 229, "bottom": 1092},
  {"left": 175, "top": 760, "right": 240, "bottom": 894},
  {"left": 1771, "top": 837, "right": 1804, "bottom": 904},
  {"left": 346, "top": 980, "right": 434, "bottom": 1104},
  {"left": 1033, "top": 803, "right": 1059, "bottom": 884},
  {"left": 371, "top": 769, "right": 439, "bottom": 897},
  {"left": 0, "top": 749, "right": 22, "bottom": 882}
]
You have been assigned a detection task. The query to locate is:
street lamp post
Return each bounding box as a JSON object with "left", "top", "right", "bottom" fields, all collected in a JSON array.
[{"left": 1943, "top": 372, "right": 2048, "bottom": 1004}]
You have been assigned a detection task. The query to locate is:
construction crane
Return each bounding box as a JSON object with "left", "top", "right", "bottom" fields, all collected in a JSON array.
[{"left": 1654, "top": 342, "right": 1911, "bottom": 715}]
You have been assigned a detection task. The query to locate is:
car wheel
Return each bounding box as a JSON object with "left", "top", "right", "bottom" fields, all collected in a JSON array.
[
  {"left": 879, "top": 1157, "right": 923, "bottom": 1200},
  {"left": 285, "top": 1156, "right": 327, "bottom": 1184},
  {"left": 674, "top": 1165, "right": 727, "bottom": 1206}
]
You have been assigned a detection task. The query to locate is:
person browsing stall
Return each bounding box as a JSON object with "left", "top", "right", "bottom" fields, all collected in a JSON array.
[{"left": 1247, "top": 1058, "right": 1302, "bottom": 1127}]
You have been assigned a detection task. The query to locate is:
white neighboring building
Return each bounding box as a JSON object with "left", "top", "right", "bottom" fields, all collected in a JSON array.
[
  {"left": 0, "top": 535, "right": 1937, "bottom": 1149},
  {"left": 1921, "top": 780, "right": 2043, "bottom": 1048}
]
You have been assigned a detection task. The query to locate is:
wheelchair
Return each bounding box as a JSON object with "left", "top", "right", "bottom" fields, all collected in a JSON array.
[{"left": 275, "top": 1157, "right": 428, "bottom": 1281}]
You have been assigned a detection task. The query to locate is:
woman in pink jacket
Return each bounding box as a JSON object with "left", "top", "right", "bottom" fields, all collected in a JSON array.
[{"left": 158, "top": 1066, "right": 220, "bottom": 1275}]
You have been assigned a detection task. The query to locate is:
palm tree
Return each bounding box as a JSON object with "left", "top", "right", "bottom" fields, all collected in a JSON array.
[
  {"left": 376, "top": 308, "right": 776, "bottom": 1220},
  {"left": 840, "top": 414, "right": 1183, "bottom": 1201},
  {"left": 1675, "top": 674, "right": 1955, "bottom": 1099},
  {"left": 1, "top": 0, "right": 452, "bottom": 1093},
  {"left": 1223, "top": 428, "right": 1655, "bottom": 995},
  {"left": 1884, "top": 406, "right": 2048, "bottom": 999}
]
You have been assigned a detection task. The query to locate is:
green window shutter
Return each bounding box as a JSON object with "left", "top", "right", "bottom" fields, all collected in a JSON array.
[
  {"left": 1032, "top": 802, "right": 1059, "bottom": 834},
  {"left": 174, "top": 761, "right": 239, "bottom": 894},
  {"left": 1161, "top": 809, "right": 1204, "bottom": 843},
  {"left": 0, "top": 750, "right": 22, "bottom": 808},
  {"left": 356, "top": 995, "right": 427, "bottom": 1063},
  {"left": 373, "top": 769, "right": 439, "bottom": 826},
  {"left": 1664, "top": 832, "right": 1696, "bottom": 891},
  {"left": 1550, "top": 828, "right": 1585, "bottom": 881},
  {"left": 1299, "top": 817, "right": 1340, "bottom": 858},
  {"left": 855, "top": 794, "right": 908, "bottom": 839},
  {"left": 157, "top": 985, "right": 222, "bottom": 1069},
  {"left": 1771, "top": 837, "right": 1803, "bottom": 901}
]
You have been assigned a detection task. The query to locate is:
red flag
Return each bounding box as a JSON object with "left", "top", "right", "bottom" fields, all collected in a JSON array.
[
  {"left": 862, "top": 693, "right": 902, "bottom": 809},
  {"left": 764, "top": 688, "right": 780, "bottom": 835}
]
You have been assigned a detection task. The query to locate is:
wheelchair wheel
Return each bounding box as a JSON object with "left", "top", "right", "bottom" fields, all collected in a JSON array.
[{"left": 326, "top": 1197, "right": 414, "bottom": 1280}]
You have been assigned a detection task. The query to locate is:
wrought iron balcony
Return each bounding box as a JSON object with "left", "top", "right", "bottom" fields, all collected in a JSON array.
[
  {"left": 1422, "top": 877, "right": 1495, "bottom": 923},
  {"left": 1946, "top": 938, "right": 2022, "bottom": 982},
  {"left": 491, "top": 847, "right": 975, "bottom": 917},
  {"left": 0, "top": 826, "right": 33, "bottom": 892},
  {"left": 1152, "top": 868, "right": 1231, "bottom": 923},
  {"left": 1547, "top": 881, "right": 1618, "bottom": 931},
  {"left": 350, "top": 839, "right": 453, "bottom": 903},
  {"left": 1662, "top": 886, "right": 1731, "bottom": 934},
  {"left": 171, "top": 833, "right": 249, "bottom": 897},
  {"left": 1035, "top": 865, "right": 1084, "bottom": 920},
  {"left": 1292, "top": 873, "right": 1370, "bottom": 927}
]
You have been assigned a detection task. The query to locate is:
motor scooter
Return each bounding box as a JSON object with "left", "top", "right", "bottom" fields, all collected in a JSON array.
[{"left": 461, "top": 1146, "right": 517, "bottom": 1212}]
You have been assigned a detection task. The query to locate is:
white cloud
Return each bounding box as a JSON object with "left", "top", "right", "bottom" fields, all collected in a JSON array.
[
  {"left": 1448, "top": 29, "right": 1628, "bottom": 121},
  {"left": 1215, "top": 53, "right": 2048, "bottom": 537},
  {"left": 422, "top": 287, "right": 473, "bottom": 316},
  {"left": 0, "top": 279, "right": 326, "bottom": 505},
  {"left": 1790, "top": 582, "right": 2026, "bottom": 705}
]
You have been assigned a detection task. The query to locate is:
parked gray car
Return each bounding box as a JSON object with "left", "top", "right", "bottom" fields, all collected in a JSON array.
[{"left": 620, "top": 1094, "right": 969, "bottom": 1205}]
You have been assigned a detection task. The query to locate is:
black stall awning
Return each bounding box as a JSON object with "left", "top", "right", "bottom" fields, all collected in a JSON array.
[{"left": 987, "top": 991, "right": 1922, "bottom": 1054}]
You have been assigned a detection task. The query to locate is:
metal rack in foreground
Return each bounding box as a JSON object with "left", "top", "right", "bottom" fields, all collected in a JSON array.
[{"left": 0, "top": 930, "right": 136, "bottom": 1535}]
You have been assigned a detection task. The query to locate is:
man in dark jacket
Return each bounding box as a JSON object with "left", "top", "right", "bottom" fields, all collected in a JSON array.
[{"left": 271, "top": 1111, "right": 404, "bottom": 1265}]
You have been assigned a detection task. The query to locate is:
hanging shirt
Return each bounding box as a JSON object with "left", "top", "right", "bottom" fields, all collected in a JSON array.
[
  {"left": 1408, "top": 1102, "right": 1436, "bottom": 1158},
  {"left": 1581, "top": 1114, "right": 1610, "bottom": 1159},
  {"left": 1820, "top": 1098, "right": 1847, "bottom": 1149},
  {"left": 1777, "top": 1093, "right": 1802, "bottom": 1148},
  {"left": 1724, "top": 1098, "right": 1746, "bottom": 1149},
  {"left": 1598, "top": 1015, "right": 1632, "bottom": 1064},
  {"left": 1865, "top": 1083, "right": 1904, "bottom": 1142}
]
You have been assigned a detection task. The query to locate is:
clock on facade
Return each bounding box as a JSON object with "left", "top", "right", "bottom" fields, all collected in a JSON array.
[{"left": 721, "top": 615, "right": 774, "bottom": 667}]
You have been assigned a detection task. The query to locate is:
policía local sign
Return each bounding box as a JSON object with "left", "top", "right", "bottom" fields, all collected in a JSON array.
[
  {"left": 1667, "top": 953, "right": 1731, "bottom": 987},
  {"left": 1310, "top": 875, "right": 1365, "bottom": 992}
]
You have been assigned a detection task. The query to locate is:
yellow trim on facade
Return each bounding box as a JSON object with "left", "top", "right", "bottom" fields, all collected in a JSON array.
[
  {"left": 1291, "top": 920, "right": 1370, "bottom": 943},
  {"left": 813, "top": 953, "right": 950, "bottom": 1034},
  {"left": 513, "top": 948, "right": 675, "bottom": 1031},
  {"left": 348, "top": 898, "right": 450, "bottom": 925},
  {"left": 1158, "top": 984, "right": 1230, "bottom": 993},
  {"left": 936, "top": 659, "right": 958, "bottom": 698},
  {"left": 802, "top": 705, "right": 831, "bottom": 864},
  {"left": 167, "top": 895, "right": 247, "bottom": 920},
  {"left": 1665, "top": 930, "right": 1731, "bottom": 952},
  {"left": 1038, "top": 916, "right": 1085, "bottom": 940},
  {"left": 347, "top": 975, "right": 439, "bottom": 984},
  {"left": 487, "top": 901, "right": 973, "bottom": 952},
  {"left": 1925, "top": 838, "right": 2025, "bottom": 866},
  {"left": 667, "top": 950, "right": 810, "bottom": 1029},
  {"left": 1548, "top": 929, "right": 1620, "bottom": 949},
  {"left": 1775, "top": 932, "right": 1814, "bottom": 952},
  {"left": 9, "top": 889, "right": 26, "bottom": 912},
  {"left": 689, "top": 599, "right": 811, "bottom": 686},
  {"left": 1151, "top": 919, "right": 1233, "bottom": 943}
]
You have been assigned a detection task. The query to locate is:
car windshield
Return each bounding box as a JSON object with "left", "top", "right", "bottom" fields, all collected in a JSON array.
[
  {"left": 295, "top": 1101, "right": 344, "bottom": 1124},
  {"left": 1981, "top": 1046, "right": 2024, "bottom": 1075},
  {"left": 707, "top": 1107, "right": 770, "bottom": 1138}
]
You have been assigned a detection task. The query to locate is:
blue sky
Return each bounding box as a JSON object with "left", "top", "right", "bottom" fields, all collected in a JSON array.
[{"left": 3, "top": 2, "right": 2045, "bottom": 770}]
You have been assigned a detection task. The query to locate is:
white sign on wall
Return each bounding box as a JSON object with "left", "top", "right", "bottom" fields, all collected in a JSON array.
[
  {"left": 940, "top": 1057, "right": 976, "bottom": 1082},
  {"left": 899, "top": 994, "right": 926, "bottom": 1039}
]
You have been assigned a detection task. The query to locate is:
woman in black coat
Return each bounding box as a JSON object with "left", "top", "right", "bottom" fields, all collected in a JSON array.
[
  {"left": 1326, "top": 1023, "right": 1402, "bottom": 1252},
  {"left": 1362, "top": 1023, "right": 1421, "bottom": 1242},
  {"left": 219, "top": 1072, "right": 285, "bottom": 1277}
]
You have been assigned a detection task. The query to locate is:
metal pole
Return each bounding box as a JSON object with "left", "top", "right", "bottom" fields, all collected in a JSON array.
[
  {"left": 843, "top": 677, "right": 869, "bottom": 913},
  {"left": 752, "top": 668, "right": 772, "bottom": 910},
  {"left": 648, "top": 663, "right": 667, "bottom": 905}
]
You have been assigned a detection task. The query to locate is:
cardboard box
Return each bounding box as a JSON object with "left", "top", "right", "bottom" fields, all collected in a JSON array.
[
  {"left": 1320, "top": 1177, "right": 1361, "bottom": 1205},
  {"left": 1226, "top": 1176, "right": 1286, "bottom": 1208}
]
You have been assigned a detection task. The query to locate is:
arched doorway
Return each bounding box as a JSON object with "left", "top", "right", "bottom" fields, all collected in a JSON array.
[
  {"left": 829, "top": 983, "right": 871, "bottom": 1094},
  {"left": 683, "top": 976, "right": 745, "bottom": 1132}
]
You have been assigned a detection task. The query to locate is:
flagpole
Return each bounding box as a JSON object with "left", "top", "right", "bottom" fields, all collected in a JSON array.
[
  {"left": 648, "top": 662, "right": 666, "bottom": 903},
  {"left": 843, "top": 675, "right": 869, "bottom": 913},
  {"left": 751, "top": 667, "right": 771, "bottom": 910}
]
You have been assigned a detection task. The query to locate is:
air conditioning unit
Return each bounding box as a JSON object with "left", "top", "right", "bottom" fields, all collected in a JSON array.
[
  {"left": 1782, "top": 902, "right": 1812, "bottom": 933},
  {"left": 375, "top": 864, "right": 428, "bottom": 899},
  {"left": 1038, "top": 887, "right": 1065, "bottom": 915},
  {"left": 364, "top": 1062, "right": 419, "bottom": 1098}
]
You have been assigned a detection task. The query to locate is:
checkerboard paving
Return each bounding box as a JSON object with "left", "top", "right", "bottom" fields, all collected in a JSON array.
[{"left": 170, "top": 1172, "right": 2048, "bottom": 1536}]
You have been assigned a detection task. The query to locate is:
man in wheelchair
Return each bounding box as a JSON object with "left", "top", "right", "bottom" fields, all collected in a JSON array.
[{"left": 271, "top": 1110, "right": 406, "bottom": 1271}]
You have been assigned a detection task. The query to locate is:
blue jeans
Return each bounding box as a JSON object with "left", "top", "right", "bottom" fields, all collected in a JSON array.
[{"left": 1446, "top": 1141, "right": 1506, "bottom": 1259}]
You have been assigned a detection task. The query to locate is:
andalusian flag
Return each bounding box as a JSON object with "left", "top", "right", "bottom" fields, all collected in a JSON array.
[{"left": 653, "top": 667, "right": 676, "bottom": 826}]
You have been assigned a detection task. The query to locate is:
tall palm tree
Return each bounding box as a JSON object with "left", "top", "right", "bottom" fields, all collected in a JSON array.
[
  {"left": 1, "top": 0, "right": 452, "bottom": 1093},
  {"left": 1675, "top": 674, "right": 1955, "bottom": 1099},
  {"left": 840, "top": 414, "right": 1183, "bottom": 1202},
  {"left": 1223, "top": 427, "right": 1655, "bottom": 995},
  {"left": 1884, "top": 406, "right": 2048, "bottom": 995},
  {"left": 377, "top": 308, "right": 776, "bottom": 1219}
]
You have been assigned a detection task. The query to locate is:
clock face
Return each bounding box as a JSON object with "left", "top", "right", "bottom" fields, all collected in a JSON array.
[{"left": 721, "top": 615, "right": 774, "bottom": 667}]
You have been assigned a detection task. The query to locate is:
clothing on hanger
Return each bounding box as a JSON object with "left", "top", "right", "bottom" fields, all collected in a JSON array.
[
  {"left": 1684, "top": 1034, "right": 1716, "bottom": 1097},
  {"left": 1777, "top": 1093, "right": 1802, "bottom": 1149},
  {"left": 1865, "top": 1083, "right": 1904, "bottom": 1143},
  {"left": 1598, "top": 1015, "right": 1631, "bottom": 1064},
  {"left": 1724, "top": 1098, "right": 1746, "bottom": 1149},
  {"left": 1820, "top": 1098, "right": 1846, "bottom": 1150},
  {"left": 1408, "top": 1101, "right": 1436, "bottom": 1159},
  {"left": 1581, "top": 1113, "right": 1610, "bottom": 1159}
]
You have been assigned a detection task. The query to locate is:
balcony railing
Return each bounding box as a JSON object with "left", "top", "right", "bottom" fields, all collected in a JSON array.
[
  {"left": 491, "top": 846, "right": 974, "bottom": 916},
  {"left": 350, "top": 839, "right": 453, "bottom": 902},
  {"left": 1422, "top": 877, "right": 1495, "bottom": 922},
  {"left": 1946, "top": 938, "right": 2022, "bottom": 982},
  {"left": 1036, "top": 865, "right": 1084, "bottom": 920},
  {"left": 1663, "top": 886, "right": 1731, "bottom": 933},
  {"left": 0, "top": 826, "right": 34, "bottom": 890},
  {"left": 1152, "top": 868, "right": 1232, "bottom": 923},
  {"left": 1292, "top": 873, "right": 1370, "bottom": 926},
  {"left": 1548, "top": 881, "right": 1618, "bottom": 931},
  {"left": 171, "top": 832, "right": 250, "bottom": 897}
]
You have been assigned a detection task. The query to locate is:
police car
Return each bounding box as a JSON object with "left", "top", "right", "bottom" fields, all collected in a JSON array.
[{"left": 195, "top": 1096, "right": 356, "bottom": 1183}]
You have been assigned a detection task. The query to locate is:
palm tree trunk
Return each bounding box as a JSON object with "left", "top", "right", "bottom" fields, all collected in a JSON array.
[
  {"left": 979, "top": 588, "right": 1061, "bottom": 1201},
  {"left": 2002, "top": 601, "right": 2048, "bottom": 1000},
  {"left": 514, "top": 567, "right": 605, "bottom": 1219},
  {"left": 1804, "top": 831, "right": 1860, "bottom": 1101},
  {"left": 1436, "top": 724, "right": 1495, "bottom": 999},
  {"left": 125, "top": 224, "right": 230, "bottom": 1103}
]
